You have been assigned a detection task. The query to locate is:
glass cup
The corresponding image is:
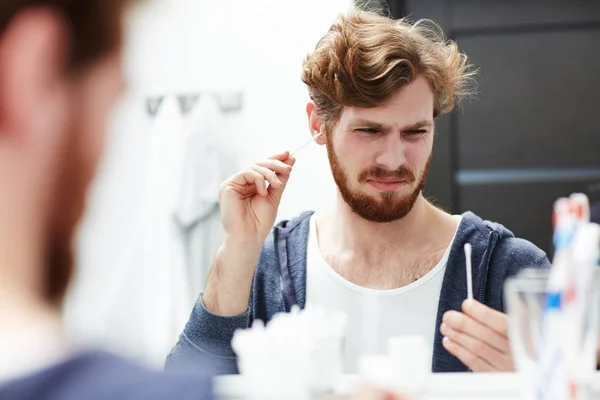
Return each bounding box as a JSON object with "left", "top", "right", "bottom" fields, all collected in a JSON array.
[{"left": 504, "top": 268, "right": 600, "bottom": 399}]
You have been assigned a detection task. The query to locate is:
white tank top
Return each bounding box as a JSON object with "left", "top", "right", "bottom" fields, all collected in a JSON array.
[{"left": 305, "top": 215, "right": 461, "bottom": 372}]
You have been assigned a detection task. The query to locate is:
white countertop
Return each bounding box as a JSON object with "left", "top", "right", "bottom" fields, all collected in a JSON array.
[{"left": 214, "top": 372, "right": 600, "bottom": 399}]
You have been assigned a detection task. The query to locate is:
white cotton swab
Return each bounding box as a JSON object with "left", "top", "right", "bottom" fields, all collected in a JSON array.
[
  {"left": 464, "top": 243, "right": 473, "bottom": 301},
  {"left": 290, "top": 132, "right": 323, "bottom": 157}
]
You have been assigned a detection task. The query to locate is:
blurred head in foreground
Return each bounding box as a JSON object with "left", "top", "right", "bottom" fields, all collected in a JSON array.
[
  {"left": 0, "top": 0, "right": 130, "bottom": 311},
  {"left": 0, "top": 2, "right": 216, "bottom": 399}
]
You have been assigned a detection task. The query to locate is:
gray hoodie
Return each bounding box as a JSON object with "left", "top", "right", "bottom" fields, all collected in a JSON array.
[{"left": 166, "top": 211, "right": 550, "bottom": 374}]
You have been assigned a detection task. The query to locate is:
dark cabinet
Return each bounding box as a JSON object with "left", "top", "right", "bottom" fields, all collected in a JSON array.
[{"left": 367, "top": 0, "right": 600, "bottom": 252}]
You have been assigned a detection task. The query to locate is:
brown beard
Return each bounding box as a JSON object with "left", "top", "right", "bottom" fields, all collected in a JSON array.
[
  {"left": 46, "top": 226, "right": 74, "bottom": 307},
  {"left": 326, "top": 136, "right": 431, "bottom": 223},
  {"left": 45, "top": 117, "right": 90, "bottom": 307}
]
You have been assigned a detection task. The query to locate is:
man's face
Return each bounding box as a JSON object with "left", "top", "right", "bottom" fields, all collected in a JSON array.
[
  {"left": 46, "top": 53, "right": 125, "bottom": 302},
  {"left": 326, "top": 75, "right": 434, "bottom": 223}
]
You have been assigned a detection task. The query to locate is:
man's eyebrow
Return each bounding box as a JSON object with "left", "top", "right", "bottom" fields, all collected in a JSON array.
[
  {"left": 402, "top": 120, "right": 433, "bottom": 131},
  {"left": 348, "top": 119, "right": 389, "bottom": 130},
  {"left": 348, "top": 119, "right": 434, "bottom": 131}
]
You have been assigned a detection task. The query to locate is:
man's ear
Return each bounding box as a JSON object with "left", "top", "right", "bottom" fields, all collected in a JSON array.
[
  {"left": 305, "top": 101, "right": 327, "bottom": 145},
  {"left": 0, "top": 7, "right": 70, "bottom": 140}
]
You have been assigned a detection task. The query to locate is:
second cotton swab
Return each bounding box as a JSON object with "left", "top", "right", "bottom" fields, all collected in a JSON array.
[{"left": 464, "top": 243, "right": 473, "bottom": 301}]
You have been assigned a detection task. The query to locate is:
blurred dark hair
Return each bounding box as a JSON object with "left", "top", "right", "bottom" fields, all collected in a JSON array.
[{"left": 0, "top": 0, "right": 134, "bottom": 72}]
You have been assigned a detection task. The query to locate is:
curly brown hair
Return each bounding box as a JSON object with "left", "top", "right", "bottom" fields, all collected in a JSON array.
[{"left": 301, "top": 8, "right": 477, "bottom": 132}]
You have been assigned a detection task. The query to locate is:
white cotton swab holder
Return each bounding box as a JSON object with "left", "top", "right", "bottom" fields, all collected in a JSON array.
[
  {"left": 388, "top": 335, "right": 430, "bottom": 392},
  {"left": 232, "top": 305, "right": 347, "bottom": 400},
  {"left": 357, "top": 336, "right": 430, "bottom": 396}
]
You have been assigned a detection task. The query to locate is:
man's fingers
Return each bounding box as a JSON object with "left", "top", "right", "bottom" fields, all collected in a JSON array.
[
  {"left": 442, "top": 337, "right": 495, "bottom": 372},
  {"left": 462, "top": 300, "right": 508, "bottom": 337},
  {"left": 228, "top": 153, "right": 295, "bottom": 205},
  {"left": 442, "top": 310, "right": 510, "bottom": 354},
  {"left": 265, "top": 156, "right": 295, "bottom": 203},
  {"left": 251, "top": 165, "right": 283, "bottom": 188},
  {"left": 440, "top": 322, "right": 512, "bottom": 371},
  {"left": 442, "top": 304, "right": 515, "bottom": 372},
  {"left": 226, "top": 169, "right": 268, "bottom": 196},
  {"left": 284, "top": 155, "right": 296, "bottom": 167},
  {"left": 227, "top": 152, "right": 297, "bottom": 199},
  {"left": 255, "top": 159, "right": 293, "bottom": 176},
  {"left": 267, "top": 150, "right": 291, "bottom": 161},
  {"left": 250, "top": 171, "right": 268, "bottom": 196}
]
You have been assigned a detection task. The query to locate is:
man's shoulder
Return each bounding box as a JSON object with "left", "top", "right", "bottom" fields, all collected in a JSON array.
[
  {"left": 259, "top": 211, "right": 314, "bottom": 256},
  {"left": 271, "top": 211, "right": 315, "bottom": 235},
  {"left": 0, "top": 351, "right": 212, "bottom": 400},
  {"left": 253, "top": 211, "right": 314, "bottom": 311},
  {"left": 459, "top": 211, "right": 550, "bottom": 269}
]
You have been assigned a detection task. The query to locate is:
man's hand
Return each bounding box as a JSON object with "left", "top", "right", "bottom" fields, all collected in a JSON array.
[
  {"left": 440, "top": 299, "right": 515, "bottom": 372},
  {"left": 219, "top": 151, "right": 295, "bottom": 246},
  {"left": 203, "top": 151, "right": 295, "bottom": 316}
]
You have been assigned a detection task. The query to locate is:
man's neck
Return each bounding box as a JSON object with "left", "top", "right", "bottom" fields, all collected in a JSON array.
[
  {"left": 0, "top": 287, "right": 67, "bottom": 383},
  {"left": 0, "top": 223, "right": 60, "bottom": 336},
  {"left": 324, "top": 194, "right": 448, "bottom": 255},
  {"left": 0, "top": 229, "right": 68, "bottom": 383},
  {"left": 0, "top": 288, "right": 61, "bottom": 330},
  {"left": 315, "top": 193, "right": 459, "bottom": 288},
  {"left": 0, "top": 163, "right": 69, "bottom": 379}
]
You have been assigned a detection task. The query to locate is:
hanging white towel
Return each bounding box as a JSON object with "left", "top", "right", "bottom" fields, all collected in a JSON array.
[
  {"left": 139, "top": 96, "right": 192, "bottom": 366},
  {"left": 93, "top": 97, "right": 192, "bottom": 368},
  {"left": 174, "top": 96, "right": 237, "bottom": 300}
]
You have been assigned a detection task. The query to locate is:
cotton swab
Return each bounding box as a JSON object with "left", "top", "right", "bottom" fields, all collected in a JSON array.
[
  {"left": 464, "top": 243, "right": 473, "bottom": 301},
  {"left": 290, "top": 132, "right": 323, "bottom": 157}
]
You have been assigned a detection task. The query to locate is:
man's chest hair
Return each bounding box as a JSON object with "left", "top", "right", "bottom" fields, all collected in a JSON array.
[{"left": 328, "top": 247, "right": 448, "bottom": 290}]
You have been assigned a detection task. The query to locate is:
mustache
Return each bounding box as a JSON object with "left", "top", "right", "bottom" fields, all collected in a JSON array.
[{"left": 358, "top": 166, "right": 416, "bottom": 184}]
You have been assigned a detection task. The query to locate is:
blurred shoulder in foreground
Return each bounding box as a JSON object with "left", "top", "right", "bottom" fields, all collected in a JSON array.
[{"left": 0, "top": 351, "right": 212, "bottom": 400}]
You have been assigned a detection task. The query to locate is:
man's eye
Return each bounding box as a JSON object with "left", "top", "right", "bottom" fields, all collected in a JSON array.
[
  {"left": 356, "top": 128, "right": 380, "bottom": 134},
  {"left": 406, "top": 129, "right": 427, "bottom": 135}
]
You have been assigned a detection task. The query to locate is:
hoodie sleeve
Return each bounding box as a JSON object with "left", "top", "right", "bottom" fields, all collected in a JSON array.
[
  {"left": 164, "top": 215, "right": 311, "bottom": 375},
  {"left": 499, "top": 237, "right": 551, "bottom": 274},
  {"left": 164, "top": 294, "right": 249, "bottom": 375},
  {"left": 487, "top": 236, "right": 550, "bottom": 313},
  {"left": 533, "top": 251, "right": 552, "bottom": 269}
]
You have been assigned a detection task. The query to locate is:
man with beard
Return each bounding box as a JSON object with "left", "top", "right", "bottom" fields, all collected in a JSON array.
[
  {"left": 168, "top": 9, "right": 550, "bottom": 374},
  {"left": 0, "top": 1, "right": 213, "bottom": 398}
]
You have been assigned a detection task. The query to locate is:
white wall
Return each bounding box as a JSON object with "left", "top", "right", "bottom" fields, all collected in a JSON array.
[{"left": 65, "top": 0, "right": 352, "bottom": 364}]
